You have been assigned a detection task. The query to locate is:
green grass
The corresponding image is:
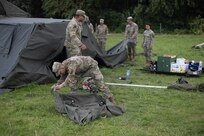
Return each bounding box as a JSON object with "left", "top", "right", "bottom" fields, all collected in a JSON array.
[{"left": 0, "top": 34, "right": 204, "bottom": 136}]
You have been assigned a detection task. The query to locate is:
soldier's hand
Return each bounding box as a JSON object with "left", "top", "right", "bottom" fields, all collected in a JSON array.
[
  {"left": 55, "top": 85, "right": 60, "bottom": 90},
  {"left": 55, "top": 83, "right": 65, "bottom": 90},
  {"left": 80, "top": 44, "right": 87, "bottom": 50}
]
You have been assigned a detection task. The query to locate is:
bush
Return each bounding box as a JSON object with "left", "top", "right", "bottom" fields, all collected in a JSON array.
[
  {"left": 190, "top": 16, "right": 204, "bottom": 35},
  {"left": 173, "top": 29, "right": 190, "bottom": 34}
]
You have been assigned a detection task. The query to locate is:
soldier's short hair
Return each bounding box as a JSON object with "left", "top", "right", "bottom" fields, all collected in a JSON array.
[{"left": 145, "top": 23, "right": 152, "bottom": 28}]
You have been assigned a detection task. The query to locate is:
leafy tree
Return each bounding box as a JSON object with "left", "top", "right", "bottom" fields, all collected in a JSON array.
[
  {"left": 134, "top": 0, "right": 204, "bottom": 32},
  {"left": 7, "top": 0, "right": 204, "bottom": 33}
]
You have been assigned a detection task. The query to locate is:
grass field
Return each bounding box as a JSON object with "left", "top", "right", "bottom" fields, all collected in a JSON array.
[{"left": 0, "top": 34, "right": 204, "bottom": 136}]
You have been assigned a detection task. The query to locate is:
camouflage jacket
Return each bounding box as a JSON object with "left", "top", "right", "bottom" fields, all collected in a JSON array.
[
  {"left": 57, "top": 56, "right": 98, "bottom": 87},
  {"left": 96, "top": 24, "right": 108, "bottom": 39},
  {"left": 125, "top": 22, "right": 138, "bottom": 41},
  {"left": 64, "top": 17, "right": 82, "bottom": 48},
  {"left": 142, "top": 29, "right": 154, "bottom": 47}
]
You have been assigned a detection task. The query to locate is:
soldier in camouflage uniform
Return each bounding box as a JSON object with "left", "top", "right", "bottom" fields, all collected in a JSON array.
[
  {"left": 125, "top": 16, "right": 138, "bottom": 61},
  {"left": 64, "top": 9, "right": 87, "bottom": 57},
  {"left": 142, "top": 24, "right": 154, "bottom": 65},
  {"left": 52, "top": 56, "right": 115, "bottom": 102},
  {"left": 96, "top": 19, "right": 109, "bottom": 51}
]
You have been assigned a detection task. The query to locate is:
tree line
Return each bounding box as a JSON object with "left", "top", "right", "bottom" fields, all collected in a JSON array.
[{"left": 8, "top": 0, "right": 204, "bottom": 34}]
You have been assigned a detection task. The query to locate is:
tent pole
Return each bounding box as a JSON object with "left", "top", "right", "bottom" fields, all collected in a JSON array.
[{"left": 105, "top": 83, "right": 167, "bottom": 89}]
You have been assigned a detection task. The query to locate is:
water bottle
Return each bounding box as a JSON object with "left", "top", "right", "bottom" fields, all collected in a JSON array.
[
  {"left": 199, "top": 61, "right": 202, "bottom": 71},
  {"left": 126, "top": 69, "right": 130, "bottom": 80}
]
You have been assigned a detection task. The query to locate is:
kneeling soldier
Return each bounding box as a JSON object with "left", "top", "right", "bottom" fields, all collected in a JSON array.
[{"left": 52, "top": 56, "right": 115, "bottom": 103}]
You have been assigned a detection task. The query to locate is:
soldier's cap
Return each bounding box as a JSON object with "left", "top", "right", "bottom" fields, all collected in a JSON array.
[
  {"left": 75, "top": 9, "right": 86, "bottom": 17},
  {"left": 52, "top": 62, "right": 61, "bottom": 76},
  {"left": 100, "top": 19, "right": 104, "bottom": 23},
  {"left": 127, "top": 16, "right": 133, "bottom": 20}
]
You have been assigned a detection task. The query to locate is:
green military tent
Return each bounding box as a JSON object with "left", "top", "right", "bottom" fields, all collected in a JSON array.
[{"left": 0, "top": 0, "right": 127, "bottom": 92}]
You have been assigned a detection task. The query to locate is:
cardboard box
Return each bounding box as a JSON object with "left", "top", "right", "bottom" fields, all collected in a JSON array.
[
  {"left": 163, "top": 55, "right": 177, "bottom": 58},
  {"left": 170, "top": 64, "right": 189, "bottom": 73},
  {"left": 170, "top": 64, "right": 180, "bottom": 73},
  {"left": 176, "top": 58, "right": 186, "bottom": 65},
  {"left": 179, "top": 64, "right": 189, "bottom": 73}
]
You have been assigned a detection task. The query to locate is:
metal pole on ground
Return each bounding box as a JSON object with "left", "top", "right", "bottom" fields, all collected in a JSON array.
[{"left": 106, "top": 83, "right": 167, "bottom": 89}]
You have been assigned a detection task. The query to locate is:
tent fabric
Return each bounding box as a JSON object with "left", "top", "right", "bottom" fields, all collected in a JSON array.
[
  {"left": 0, "top": 23, "right": 35, "bottom": 87},
  {"left": 0, "top": 0, "right": 30, "bottom": 17},
  {"left": 51, "top": 88, "right": 126, "bottom": 124},
  {"left": 0, "top": 17, "right": 68, "bottom": 88},
  {"left": 82, "top": 22, "right": 128, "bottom": 67},
  {"left": 0, "top": 17, "right": 127, "bottom": 90},
  {"left": 0, "top": 24, "right": 15, "bottom": 54}
]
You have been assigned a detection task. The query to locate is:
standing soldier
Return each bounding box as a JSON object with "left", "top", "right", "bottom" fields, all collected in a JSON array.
[
  {"left": 125, "top": 16, "right": 138, "bottom": 61},
  {"left": 52, "top": 56, "right": 115, "bottom": 103},
  {"left": 142, "top": 24, "right": 155, "bottom": 66},
  {"left": 96, "top": 19, "right": 109, "bottom": 51},
  {"left": 64, "top": 9, "right": 87, "bottom": 57}
]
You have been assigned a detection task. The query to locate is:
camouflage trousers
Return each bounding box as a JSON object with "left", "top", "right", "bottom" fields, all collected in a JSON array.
[
  {"left": 71, "top": 65, "right": 113, "bottom": 99},
  {"left": 127, "top": 42, "right": 136, "bottom": 57},
  {"left": 143, "top": 44, "right": 152, "bottom": 62},
  {"left": 66, "top": 46, "right": 82, "bottom": 57},
  {"left": 98, "top": 38, "right": 107, "bottom": 51}
]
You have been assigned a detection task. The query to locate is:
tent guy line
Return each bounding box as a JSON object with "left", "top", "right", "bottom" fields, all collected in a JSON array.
[{"left": 105, "top": 83, "right": 167, "bottom": 89}]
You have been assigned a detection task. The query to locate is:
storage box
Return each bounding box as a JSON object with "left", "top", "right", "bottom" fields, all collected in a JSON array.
[
  {"left": 157, "top": 56, "right": 177, "bottom": 72},
  {"left": 187, "top": 61, "right": 202, "bottom": 75},
  {"left": 179, "top": 64, "right": 189, "bottom": 73},
  {"left": 170, "top": 64, "right": 179, "bottom": 73},
  {"left": 170, "top": 64, "right": 189, "bottom": 73},
  {"left": 176, "top": 58, "right": 186, "bottom": 65},
  {"left": 189, "top": 62, "right": 200, "bottom": 71}
]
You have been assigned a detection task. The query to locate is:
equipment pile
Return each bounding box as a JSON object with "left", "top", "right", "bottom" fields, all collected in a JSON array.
[{"left": 148, "top": 55, "right": 203, "bottom": 76}]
